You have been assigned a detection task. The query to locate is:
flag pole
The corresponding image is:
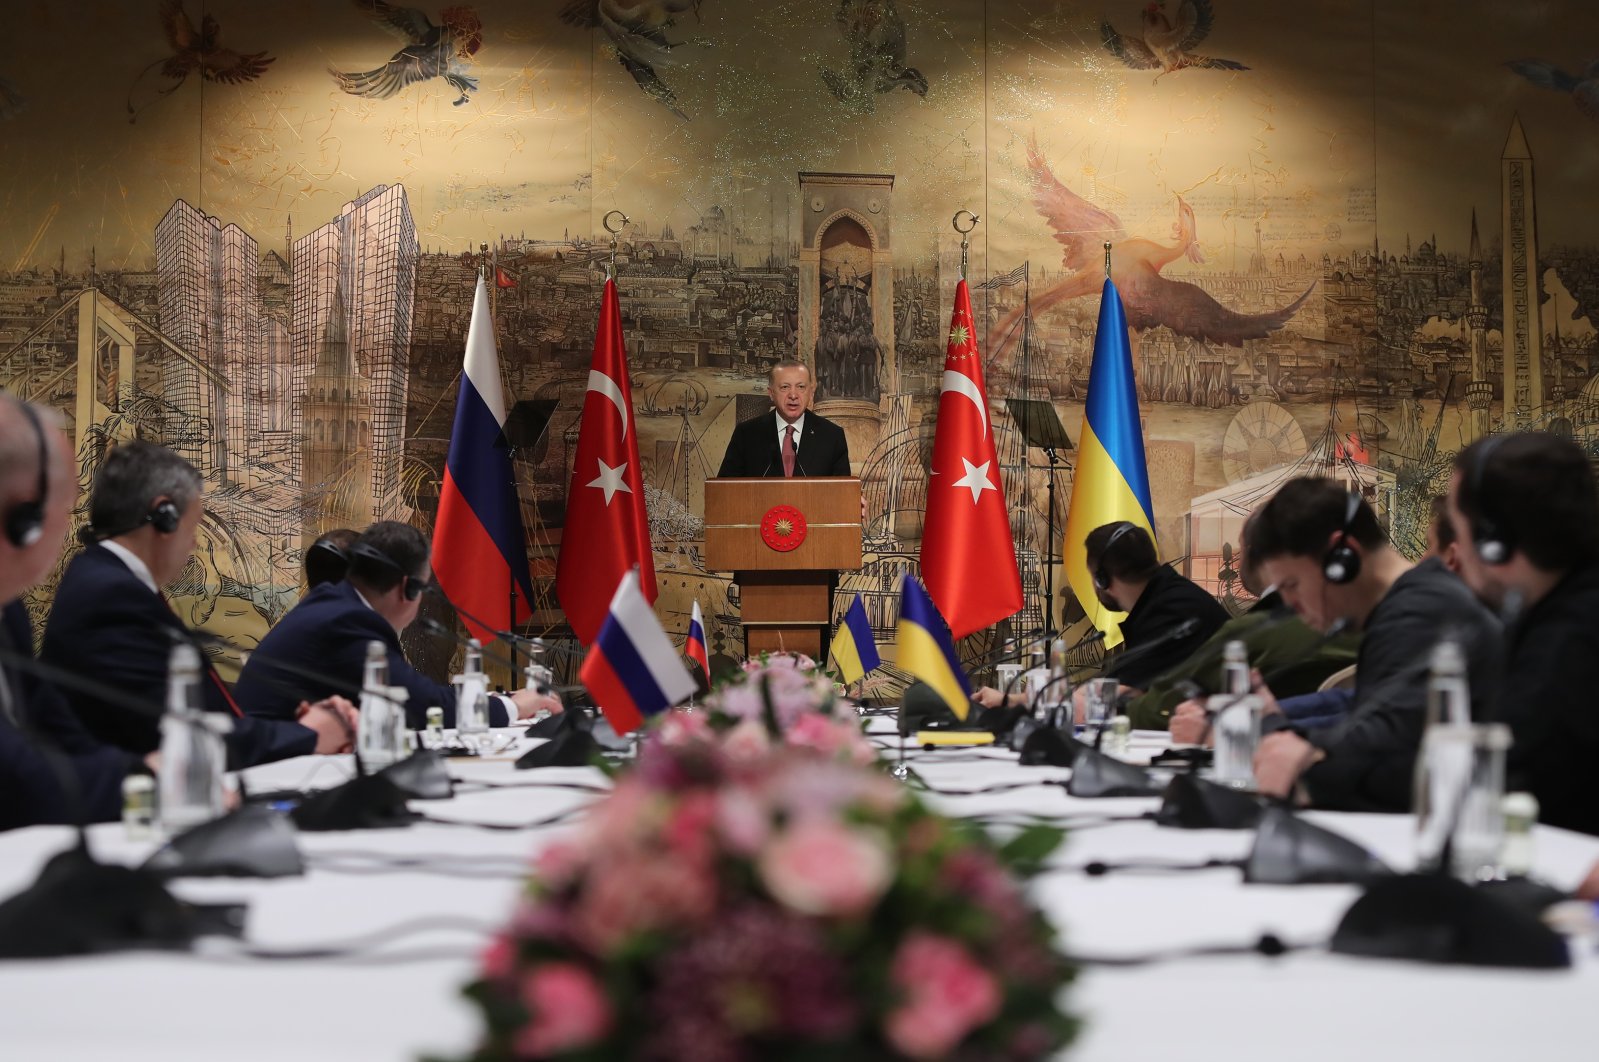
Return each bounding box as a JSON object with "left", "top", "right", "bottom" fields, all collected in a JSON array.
[
  {"left": 952, "top": 209, "right": 978, "bottom": 281},
  {"left": 479, "top": 240, "right": 522, "bottom": 681},
  {"left": 602, "top": 210, "right": 629, "bottom": 282}
]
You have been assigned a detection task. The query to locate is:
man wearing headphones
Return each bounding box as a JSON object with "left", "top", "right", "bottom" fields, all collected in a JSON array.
[
  {"left": 1079, "top": 520, "right": 1229, "bottom": 700},
  {"left": 1243, "top": 477, "right": 1500, "bottom": 811},
  {"left": 968, "top": 520, "right": 1227, "bottom": 712},
  {"left": 41, "top": 442, "right": 357, "bottom": 767},
  {"left": 1448, "top": 432, "right": 1599, "bottom": 835},
  {"left": 0, "top": 399, "right": 153, "bottom": 828},
  {"left": 235, "top": 520, "right": 559, "bottom": 728}
]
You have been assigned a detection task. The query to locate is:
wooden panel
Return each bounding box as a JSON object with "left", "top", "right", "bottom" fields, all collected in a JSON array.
[
  {"left": 704, "top": 477, "right": 862, "bottom": 572},
  {"left": 748, "top": 626, "right": 824, "bottom": 659},
  {"left": 740, "top": 578, "right": 831, "bottom": 624}
]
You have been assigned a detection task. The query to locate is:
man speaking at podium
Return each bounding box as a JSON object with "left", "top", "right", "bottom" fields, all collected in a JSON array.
[{"left": 717, "top": 360, "right": 851, "bottom": 478}]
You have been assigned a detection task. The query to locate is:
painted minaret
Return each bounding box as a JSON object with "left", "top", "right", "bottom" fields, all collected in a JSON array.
[
  {"left": 1463, "top": 209, "right": 1492, "bottom": 442},
  {"left": 1500, "top": 114, "right": 1544, "bottom": 425}
]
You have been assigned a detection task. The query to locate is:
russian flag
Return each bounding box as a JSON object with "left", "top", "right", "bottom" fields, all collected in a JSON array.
[
  {"left": 686, "top": 600, "right": 710, "bottom": 678},
  {"left": 580, "top": 570, "right": 696, "bottom": 735},
  {"left": 432, "top": 275, "right": 534, "bottom": 641}
]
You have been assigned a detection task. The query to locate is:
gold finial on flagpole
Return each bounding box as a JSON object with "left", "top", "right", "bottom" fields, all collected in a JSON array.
[
  {"left": 602, "top": 210, "right": 629, "bottom": 280},
  {"left": 952, "top": 210, "right": 979, "bottom": 281},
  {"left": 1104, "top": 241, "right": 1112, "bottom": 279}
]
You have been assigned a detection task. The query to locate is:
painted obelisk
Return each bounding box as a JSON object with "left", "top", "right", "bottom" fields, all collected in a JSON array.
[{"left": 1500, "top": 114, "right": 1543, "bottom": 426}]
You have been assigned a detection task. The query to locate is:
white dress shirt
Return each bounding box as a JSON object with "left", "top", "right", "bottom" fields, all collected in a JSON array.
[
  {"left": 775, "top": 411, "right": 805, "bottom": 457},
  {"left": 100, "top": 540, "right": 159, "bottom": 595}
]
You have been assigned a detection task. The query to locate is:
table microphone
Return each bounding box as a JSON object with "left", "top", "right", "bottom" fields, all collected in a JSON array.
[{"left": 1027, "top": 617, "right": 1200, "bottom": 716}]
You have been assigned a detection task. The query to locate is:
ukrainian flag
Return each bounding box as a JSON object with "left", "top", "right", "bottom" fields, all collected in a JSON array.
[
  {"left": 829, "top": 593, "right": 881, "bottom": 685},
  {"left": 1064, "top": 278, "right": 1157, "bottom": 649},
  {"left": 896, "top": 576, "right": 972, "bottom": 720}
]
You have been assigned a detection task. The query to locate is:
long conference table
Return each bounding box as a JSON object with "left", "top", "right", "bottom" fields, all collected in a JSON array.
[{"left": 1, "top": 717, "right": 1597, "bottom": 1062}]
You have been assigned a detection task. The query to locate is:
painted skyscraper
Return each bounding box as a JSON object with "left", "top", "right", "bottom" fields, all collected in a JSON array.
[
  {"left": 1500, "top": 115, "right": 1543, "bottom": 425},
  {"left": 299, "top": 278, "right": 375, "bottom": 536},
  {"left": 154, "top": 199, "right": 257, "bottom": 480},
  {"left": 291, "top": 184, "right": 418, "bottom": 524}
]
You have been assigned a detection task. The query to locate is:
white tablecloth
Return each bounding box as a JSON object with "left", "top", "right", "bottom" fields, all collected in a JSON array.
[{"left": 0, "top": 721, "right": 1595, "bottom": 1062}]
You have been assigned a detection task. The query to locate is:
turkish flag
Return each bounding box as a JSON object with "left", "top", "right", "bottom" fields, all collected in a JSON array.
[
  {"left": 494, "top": 266, "right": 517, "bottom": 289},
  {"left": 919, "top": 279, "right": 1023, "bottom": 639},
  {"left": 555, "top": 279, "right": 656, "bottom": 644}
]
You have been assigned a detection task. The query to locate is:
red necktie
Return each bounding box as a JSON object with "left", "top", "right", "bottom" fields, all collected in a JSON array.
[
  {"left": 783, "top": 425, "right": 796, "bottom": 478},
  {"left": 160, "top": 591, "right": 243, "bottom": 718}
]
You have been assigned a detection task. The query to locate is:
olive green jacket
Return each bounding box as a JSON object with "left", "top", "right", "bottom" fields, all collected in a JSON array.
[{"left": 1122, "top": 598, "right": 1361, "bottom": 730}]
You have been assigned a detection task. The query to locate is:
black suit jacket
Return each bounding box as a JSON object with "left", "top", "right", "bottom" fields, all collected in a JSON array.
[
  {"left": 234, "top": 580, "right": 509, "bottom": 730},
  {"left": 716, "top": 411, "right": 851, "bottom": 479},
  {"left": 0, "top": 601, "right": 136, "bottom": 830},
  {"left": 41, "top": 544, "right": 316, "bottom": 769}
]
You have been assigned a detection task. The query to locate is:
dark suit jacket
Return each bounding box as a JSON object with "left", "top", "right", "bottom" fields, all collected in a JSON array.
[
  {"left": 1497, "top": 563, "right": 1599, "bottom": 835},
  {"left": 41, "top": 544, "right": 316, "bottom": 769},
  {"left": 234, "top": 580, "right": 509, "bottom": 730},
  {"left": 0, "top": 601, "right": 136, "bottom": 830},
  {"left": 716, "top": 410, "right": 851, "bottom": 479}
]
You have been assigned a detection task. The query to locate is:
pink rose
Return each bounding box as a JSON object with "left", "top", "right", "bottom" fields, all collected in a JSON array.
[
  {"left": 516, "top": 962, "right": 612, "bottom": 1056},
  {"left": 480, "top": 934, "right": 515, "bottom": 982},
  {"left": 785, "top": 713, "right": 876, "bottom": 765},
  {"left": 721, "top": 718, "right": 772, "bottom": 765},
  {"left": 758, "top": 819, "right": 892, "bottom": 917},
  {"left": 716, "top": 787, "right": 771, "bottom": 854},
  {"left": 573, "top": 851, "right": 717, "bottom": 953},
  {"left": 533, "top": 839, "right": 588, "bottom": 890},
  {"left": 883, "top": 933, "right": 1001, "bottom": 1059}
]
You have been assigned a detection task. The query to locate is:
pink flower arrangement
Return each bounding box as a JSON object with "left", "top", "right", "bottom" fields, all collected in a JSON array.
[{"left": 451, "top": 715, "right": 1078, "bottom": 1062}]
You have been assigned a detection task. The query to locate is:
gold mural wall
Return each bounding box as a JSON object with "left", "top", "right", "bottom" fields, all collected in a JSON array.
[{"left": 2, "top": 0, "right": 1597, "bottom": 678}]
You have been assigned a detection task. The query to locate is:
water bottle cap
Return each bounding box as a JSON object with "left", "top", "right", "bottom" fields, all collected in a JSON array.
[{"left": 1429, "top": 638, "right": 1466, "bottom": 676}]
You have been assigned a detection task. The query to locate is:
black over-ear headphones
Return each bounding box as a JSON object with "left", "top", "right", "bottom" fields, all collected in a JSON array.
[
  {"left": 350, "top": 541, "right": 427, "bottom": 600},
  {"left": 306, "top": 536, "right": 350, "bottom": 576},
  {"left": 1322, "top": 491, "right": 1363, "bottom": 585},
  {"left": 1093, "top": 522, "right": 1138, "bottom": 591},
  {"left": 5, "top": 402, "right": 49, "bottom": 549},
  {"left": 1468, "top": 435, "right": 1512, "bottom": 565}
]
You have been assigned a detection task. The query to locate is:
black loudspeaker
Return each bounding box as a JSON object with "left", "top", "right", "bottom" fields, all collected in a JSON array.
[
  {"left": 1064, "top": 747, "right": 1164, "bottom": 798},
  {"left": 143, "top": 806, "right": 305, "bottom": 879},
  {"left": 1155, "top": 773, "right": 1264, "bottom": 830},
  {"left": 0, "top": 846, "right": 246, "bottom": 958},
  {"left": 1331, "top": 874, "right": 1569, "bottom": 969},
  {"left": 290, "top": 774, "right": 416, "bottom": 831},
  {"left": 515, "top": 728, "right": 600, "bottom": 769},
  {"left": 1242, "top": 804, "right": 1391, "bottom": 885},
  {"left": 379, "top": 750, "right": 456, "bottom": 800},
  {"left": 1018, "top": 726, "right": 1084, "bottom": 767}
]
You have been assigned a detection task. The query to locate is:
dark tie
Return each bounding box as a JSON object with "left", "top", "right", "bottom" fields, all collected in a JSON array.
[{"left": 783, "top": 425, "right": 796, "bottom": 478}]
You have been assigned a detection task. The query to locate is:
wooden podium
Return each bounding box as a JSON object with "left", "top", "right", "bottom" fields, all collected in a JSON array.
[{"left": 704, "top": 477, "right": 862, "bottom": 659}]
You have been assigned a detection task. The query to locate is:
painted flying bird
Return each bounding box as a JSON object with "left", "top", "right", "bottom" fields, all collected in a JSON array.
[
  {"left": 986, "top": 135, "right": 1313, "bottom": 362},
  {"left": 1506, "top": 58, "right": 1599, "bottom": 123},
  {"left": 331, "top": 1, "right": 483, "bottom": 106},
  {"left": 1101, "top": 0, "right": 1247, "bottom": 78},
  {"left": 560, "top": 0, "right": 706, "bottom": 121},
  {"left": 126, "top": 1, "right": 275, "bottom": 122},
  {"left": 821, "top": 0, "right": 929, "bottom": 110}
]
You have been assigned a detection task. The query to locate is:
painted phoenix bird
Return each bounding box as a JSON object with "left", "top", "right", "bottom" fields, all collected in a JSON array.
[
  {"left": 331, "top": 1, "right": 483, "bottom": 106},
  {"left": 1101, "top": 0, "right": 1248, "bottom": 78},
  {"left": 987, "top": 137, "right": 1314, "bottom": 361}
]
